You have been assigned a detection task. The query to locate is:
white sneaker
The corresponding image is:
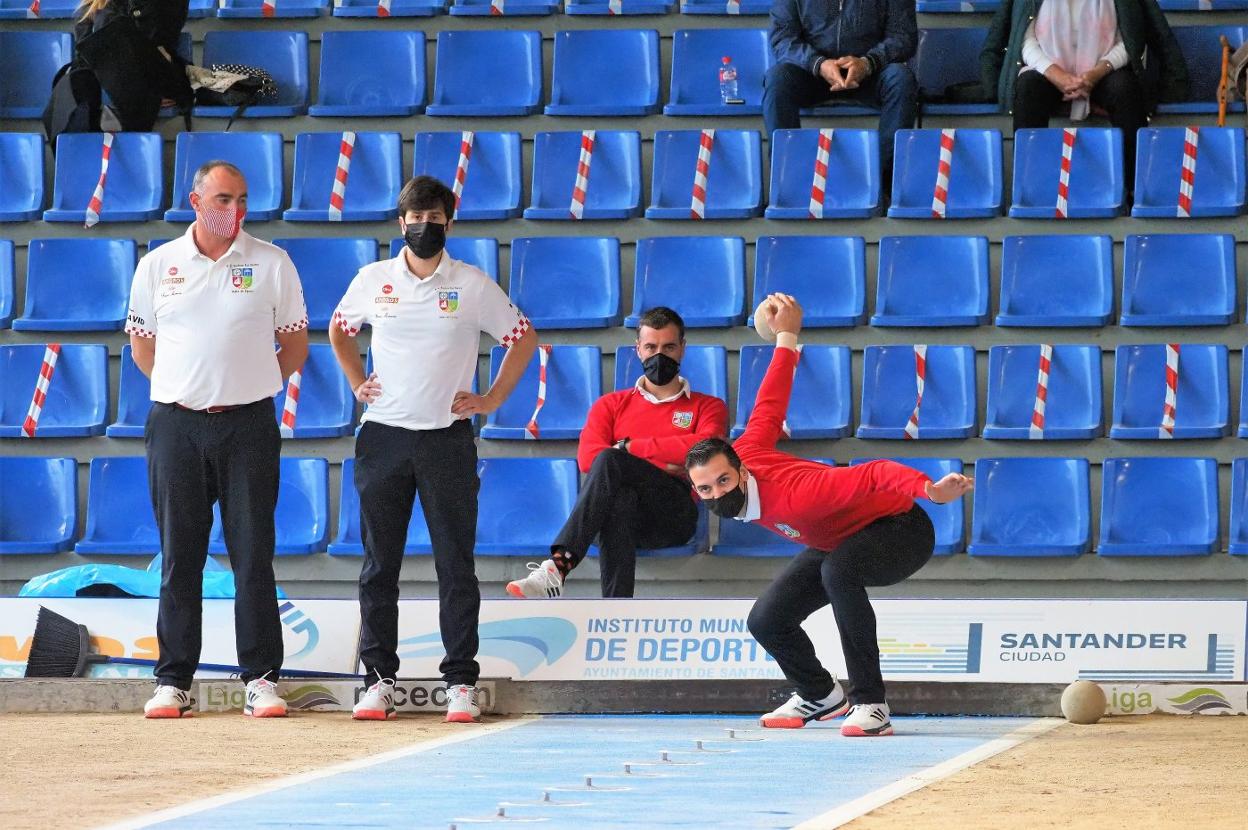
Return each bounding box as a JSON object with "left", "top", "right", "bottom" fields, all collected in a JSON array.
[
  {"left": 353, "top": 677, "right": 397, "bottom": 721},
  {"left": 144, "top": 685, "right": 194, "bottom": 719},
  {"left": 841, "top": 703, "right": 892, "bottom": 737},
  {"left": 506, "top": 559, "right": 563, "bottom": 599},
  {"left": 243, "top": 677, "right": 288, "bottom": 718},
  {"left": 445, "top": 684, "right": 481, "bottom": 723},
  {"left": 759, "top": 681, "right": 849, "bottom": 728}
]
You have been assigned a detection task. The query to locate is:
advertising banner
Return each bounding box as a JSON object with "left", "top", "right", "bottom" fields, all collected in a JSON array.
[
  {"left": 197, "top": 680, "right": 497, "bottom": 714},
  {"left": 1100, "top": 683, "right": 1248, "bottom": 716}
]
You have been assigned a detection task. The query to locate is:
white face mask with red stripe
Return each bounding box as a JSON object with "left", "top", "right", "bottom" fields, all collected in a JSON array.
[{"left": 194, "top": 199, "right": 245, "bottom": 240}]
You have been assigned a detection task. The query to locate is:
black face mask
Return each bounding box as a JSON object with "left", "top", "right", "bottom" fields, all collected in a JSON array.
[
  {"left": 642, "top": 353, "right": 681, "bottom": 386},
  {"left": 706, "top": 478, "right": 747, "bottom": 519},
  {"left": 403, "top": 221, "right": 447, "bottom": 260}
]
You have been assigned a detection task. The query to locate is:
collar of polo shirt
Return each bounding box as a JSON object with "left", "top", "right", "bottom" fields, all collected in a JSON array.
[
  {"left": 186, "top": 223, "right": 248, "bottom": 261},
  {"left": 633, "top": 375, "right": 691, "bottom": 404}
]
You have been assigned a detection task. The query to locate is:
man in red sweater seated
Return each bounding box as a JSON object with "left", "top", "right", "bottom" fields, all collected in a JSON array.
[
  {"left": 507, "top": 307, "right": 728, "bottom": 599},
  {"left": 686, "top": 295, "right": 973, "bottom": 737}
]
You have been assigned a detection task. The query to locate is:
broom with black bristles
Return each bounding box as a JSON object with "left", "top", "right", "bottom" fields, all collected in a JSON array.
[{"left": 24, "top": 606, "right": 354, "bottom": 678}]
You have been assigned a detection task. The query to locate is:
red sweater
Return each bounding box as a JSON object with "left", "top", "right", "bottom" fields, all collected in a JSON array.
[
  {"left": 735, "top": 347, "right": 933, "bottom": 552},
  {"left": 578, "top": 384, "right": 728, "bottom": 475}
]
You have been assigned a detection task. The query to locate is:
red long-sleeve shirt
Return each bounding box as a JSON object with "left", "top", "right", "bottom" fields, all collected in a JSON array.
[
  {"left": 735, "top": 346, "right": 933, "bottom": 551},
  {"left": 578, "top": 382, "right": 728, "bottom": 476}
]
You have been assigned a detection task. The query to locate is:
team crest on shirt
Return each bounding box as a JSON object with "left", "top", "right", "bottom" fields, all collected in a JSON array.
[
  {"left": 230, "top": 267, "right": 254, "bottom": 292},
  {"left": 672, "top": 411, "right": 693, "bottom": 429},
  {"left": 438, "top": 290, "right": 460, "bottom": 314},
  {"left": 775, "top": 523, "right": 801, "bottom": 539}
]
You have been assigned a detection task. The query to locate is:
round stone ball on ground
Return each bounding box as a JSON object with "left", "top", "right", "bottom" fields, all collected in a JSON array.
[{"left": 1061, "top": 680, "right": 1107, "bottom": 724}]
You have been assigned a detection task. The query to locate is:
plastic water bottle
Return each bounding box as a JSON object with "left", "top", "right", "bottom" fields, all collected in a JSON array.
[{"left": 719, "top": 56, "right": 739, "bottom": 104}]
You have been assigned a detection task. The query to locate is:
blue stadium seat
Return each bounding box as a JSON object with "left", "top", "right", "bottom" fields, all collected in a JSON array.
[
  {"left": 389, "top": 237, "right": 500, "bottom": 282},
  {"left": 0, "top": 0, "right": 78, "bottom": 17},
  {"left": 765, "top": 129, "right": 880, "bottom": 218},
  {"left": 208, "top": 458, "right": 329, "bottom": 555},
  {"left": 509, "top": 237, "right": 620, "bottom": 329},
  {"left": 1098, "top": 457, "right": 1218, "bottom": 556},
  {"left": 1111, "top": 344, "right": 1229, "bottom": 439},
  {"left": 888, "top": 129, "right": 1003, "bottom": 218},
  {"left": 525, "top": 131, "right": 642, "bottom": 220},
  {"left": 413, "top": 131, "right": 522, "bottom": 221},
  {"left": 850, "top": 458, "right": 966, "bottom": 554},
  {"left": 566, "top": 0, "right": 673, "bottom": 14},
  {"left": 1121, "top": 233, "right": 1236, "bottom": 326},
  {"left": 546, "top": 30, "right": 660, "bottom": 116},
  {"left": 1228, "top": 459, "right": 1248, "bottom": 554},
  {"left": 647, "top": 130, "right": 763, "bottom": 218},
  {"left": 284, "top": 131, "right": 402, "bottom": 222},
  {"left": 752, "top": 236, "right": 865, "bottom": 327},
  {"left": 187, "top": 0, "right": 216, "bottom": 13},
  {"left": 14, "top": 239, "right": 135, "bottom": 331},
  {"left": 680, "top": 0, "right": 769, "bottom": 12},
  {"left": 857, "top": 345, "right": 977, "bottom": 439},
  {"left": 664, "top": 29, "right": 772, "bottom": 115},
  {"left": 914, "top": 28, "right": 997, "bottom": 116},
  {"left": 195, "top": 31, "right": 309, "bottom": 117},
  {"left": 996, "top": 235, "right": 1113, "bottom": 327},
  {"left": 732, "top": 345, "right": 852, "bottom": 439},
  {"left": 0, "top": 457, "right": 76, "bottom": 554},
  {"left": 427, "top": 31, "right": 542, "bottom": 116},
  {"left": 274, "top": 344, "right": 357, "bottom": 438},
  {"left": 0, "top": 241, "right": 12, "bottom": 329},
  {"left": 481, "top": 346, "right": 601, "bottom": 440},
  {"left": 75, "top": 457, "right": 159, "bottom": 555},
  {"left": 1237, "top": 361, "right": 1248, "bottom": 438},
  {"left": 216, "top": 0, "right": 327, "bottom": 16},
  {"left": 983, "top": 345, "right": 1103, "bottom": 440},
  {"left": 0, "top": 133, "right": 43, "bottom": 221},
  {"left": 0, "top": 344, "right": 107, "bottom": 438},
  {"left": 627, "top": 237, "right": 746, "bottom": 327},
  {"left": 1009, "top": 128, "right": 1124, "bottom": 218},
  {"left": 968, "top": 458, "right": 1091, "bottom": 557},
  {"left": 872, "top": 236, "right": 989, "bottom": 327},
  {"left": 712, "top": 458, "right": 835, "bottom": 556},
  {"left": 309, "top": 31, "right": 425, "bottom": 117},
  {"left": 44, "top": 133, "right": 163, "bottom": 223},
  {"left": 275, "top": 238, "right": 377, "bottom": 330},
  {"left": 1131, "top": 127, "right": 1246, "bottom": 217},
  {"left": 108, "top": 345, "right": 150, "bottom": 439},
  {"left": 333, "top": 0, "right": 447, "bottom": 15},
  {"left": 915, "top": 0, "right": 1000, "bottom": 10},
  {"left": 166, "top": 132, "right": 285, "bottom": 223},
  {"left": 449, "top": 0, "right": 555, "bottom": 14},
  {"left": 1158, "top": 0, "right": 1247, "bottom": 8},
  {"left": 0, "top": 32, "right": 72, "bottom": 118},
  {"left": 614, "top": 345, "right": 728, "bottom": 401},
  {"left": 1159, "top": 27, "right": 1248, "bottom": 114}
]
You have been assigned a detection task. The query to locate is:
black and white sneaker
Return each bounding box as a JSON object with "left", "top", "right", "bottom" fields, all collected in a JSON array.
[
  {"left": 841, "top": 703, "right": 892, "bottom": 737},
  {"left": 759, "top": 681, "right": 849, "bottom": 728},
  {"left": 506, "top": 560, "right": 563, "bottom": 598}
]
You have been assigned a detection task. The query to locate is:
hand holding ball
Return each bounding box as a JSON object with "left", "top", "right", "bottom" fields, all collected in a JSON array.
[{"left": 753, "top": 294, "right": 801, "bottom": 341}]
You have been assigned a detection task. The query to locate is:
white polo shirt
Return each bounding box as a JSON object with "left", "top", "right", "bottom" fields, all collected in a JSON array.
[
  {"left": 333, "top": 252, "right": 531, "bottom": 432},
  {"left": 125, "top": 226, "right": 308, "bottom": 410}
]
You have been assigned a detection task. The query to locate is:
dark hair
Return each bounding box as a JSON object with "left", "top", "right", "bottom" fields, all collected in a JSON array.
[
  {"left": 397, "top": 175, "right": 456, "bottom": 220},
  {"left": 685, "top": 437, "right": 740, "bottom": 471},
  {"left": 636, "top": 306, "right": 686, "bottom": 342}
]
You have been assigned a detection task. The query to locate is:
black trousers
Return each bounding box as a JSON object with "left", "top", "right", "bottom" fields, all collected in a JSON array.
[
  {"left": 553, "top": 449, "right": 698, "bottom": 598},
  {"left": 146, "top": 399, "right": 283, "bottom": 690},
  {"left": 355, "top": 419, "right": 481, "bottom": 687},
  {"left": 1013, "top": 67, "right": 1148, "bottom": 192},
  {"left": 747, "top": 505, "right": 934, "bottom": 705}
]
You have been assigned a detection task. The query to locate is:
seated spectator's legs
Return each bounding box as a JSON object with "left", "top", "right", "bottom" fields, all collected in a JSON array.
[
  {"left": 1012, "top": 69, "right": 1062, "bottom": 131},
  {"left": 763, "top": 62, "right": 834, "bottom": 139},
  {"left": 1089, "top": 68, "right": 1147, "bottom": 192},
  {"left": 839, "top": 63, "right": 917, "bottom": 180}
]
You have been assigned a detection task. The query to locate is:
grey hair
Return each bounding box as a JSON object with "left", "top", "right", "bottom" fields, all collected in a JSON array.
[{"left": 191, "top": 160, "right": 246, "bottom": 195}]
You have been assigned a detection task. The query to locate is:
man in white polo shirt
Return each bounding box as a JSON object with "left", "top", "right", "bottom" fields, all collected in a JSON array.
[
  {"left": 329, "top": 175, "right": 538, "bottom": 724},
  {"left": 125, "top": 160, "right": 309, "bottom": 720}
]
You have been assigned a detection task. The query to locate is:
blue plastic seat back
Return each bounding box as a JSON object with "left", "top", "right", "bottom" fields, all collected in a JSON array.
[
  {"left": 287, "top": 131, "right": 402, "bottom": 221},
  {"left": 313, "top": 31, "right": 425, "bottom": 116},
  {"left": 199, "top": 31, "right": 308, "bottom": 115},
  {"left": 997, "top": 235, "right": 1113, "bottom": 327},
  {"left": 17, "top": 239, "right": 136, "bottom": 331},
  {"left": 333, "top": 0, "right": 447, "bottom": 15},
  {"left": 1132, "top": 127, "right": 1246, "bottom": 216},
  {"left": 548, "top": 30, "right": 659, "bottom": 115},
  {"left": 733, "top": 345, "right": 852, "bottom": 439},
  {"left": 915, "top": 0, "right": 1001, "bottom": 12},
  {"left": 274, "top": 344, "right": 357, "bottom": 438},
  {"left": 628, "top": 237, "right": 746, "bottom": 328},
  {"left": 889, "top": 129, "right": 1003, "bottom": 218},
  {"left": 680, "top": 0, "right": 770, "bottom": 12},
  {"left": 752, "top": 236, "right": 865, "bottom": 327},
  {"left": 648, "top": 130, "right": 762, "bottom": 218},
  {"left": 969, "top": 458, "right": 1090, "bottom": 556},
  {"left": 481, "top": 346, "right": 602, "bottom": 439},
  {"left": 46, "top": 133, "right": 163, "bottom": 222},
  {"left": 614, "top": 345, "right": 728, "bottom": 402},
  {"left": 0, "top": 344, "right": 108, "bottom": 438},
  {"left": 0, "top": 32, "right": 72, "bottom": 117},
  {"left": 1229, "top": 459, "right": 1248, "bottom": 554},
  {"left": 430, "top": 31, "right": 542, "bottom": 115},
  {"left": 914, "top": 28, "right": 988, "bottom": 101},
  {"left": 388, "top": 237, "right": 500, "bottom": 282},
  {"left": 216, "top": 0, "right": 327, "bottom": 17},
  {"left": 983, "top": 345, "right": 1103, "bottom": 440},
  {"left": 275, "top": 238, "right": 377, "bottom": 329},
  {"left": 873, "top": 236, "right": 989, "bottom": 326},
  {"left": 1163, "top": 27, "right": 1248, "bottom": 112},
  {"left": 1099, "top": 457, "right": 1219, "bottom": 555},
  {"left": 1010, "top": 128, "right": 1124, "bottom": 217},
  {"left": 1111, "top": 344, "right": 1228, "bottom": 438},
  {"left": 850, "top": 457, "right": 965, "bottom": 553},
  {"left": 509, "top": 237, "right": 621, "bottom": 329},
  {"left": 1121, "top": 233, "right": 1237, "bottom": 326},
  {"left": 77, "top": 456, "right": 159, "bottom": 554},
  {"left": 0, "top": 457, "right": 77, "bottom": 553},
  {"left": 766, "top": 129, "right": 880, "bottom": 218},
  {"left": 526, "top": 130, "right": 642, "bottom": 219},
  {"left": 167, "top": 132, "right": 285, "bottom": 222},
  {"left": 665, "top": 29, "right": 772, "bottom": 115},
  {"left": 412, "top": 131, "right": 522, "bottom": 220},
  {"left": 858, "top": 345, "right": 977, "bottom": 439},
  {"left": 210, "top": 458, "right": 329, "bottom": 554},
  {"left": 0, "top": 0, "right": 79, "bottom": 17},
  {"left": 0, "top": 240, "right": 12, "bottom": 328},
  {"left": 475, "top": 458, "right": 579, "bottom": 555},
  {"left": 109, "top": 344, "right": 152, "bottom": 438},
  {"left": 0, "top": 133, "right": 44, "bottom": 221}
]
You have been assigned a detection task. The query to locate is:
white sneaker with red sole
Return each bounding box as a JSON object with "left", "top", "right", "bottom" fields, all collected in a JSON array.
[
  {"left": 759, "top": 681, "right": 849, "bottom": 728},
  {"left": 243, "top": 678, "right": 288, "bottom": 718},
  {"left": 144, "top": 685, "right": 194, "bottom": 719},
  {"left": 507, "top": 560, "right": 563, "bottom": 598},
  {"left": 841, "top": 703, "right": 892, "bottom": 737},
  {"left": 446, "top": 684, "right": 481, "bottom": 723},
  {"left": 352, "top": 678, "right": 397, "bottom": 721}
]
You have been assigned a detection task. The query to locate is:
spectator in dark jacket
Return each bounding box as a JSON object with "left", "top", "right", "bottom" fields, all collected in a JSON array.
[{"left": 764, "top": 0, "right": 918, "bottom": 180}]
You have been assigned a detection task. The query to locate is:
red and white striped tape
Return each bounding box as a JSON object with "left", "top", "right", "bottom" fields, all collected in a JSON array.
[
  {"left": 490, "top": 0, "right": 503, "bottom": 13},
  {"left": 452, "top": 130, "right": 474, "bottom": 221},
  {"left": 525, "top": 344, "right": 553, "bottom": 440},
  {"left": 780, "top": 344, "right": 803, "bottom": 438},
  {"left": 1160, "top": 343, "right": 1179, "bottom": 439},
  {"left": 25, "top": 0, "right": 38, "bottom": 18},
  {"left": 931, "top": 128, "right": 955, "bottom": 219},
  {"left": 808, "top": 128, "right": 833, "bottom": 219},
  {"left": 690, "top": 129, "right": 715, "bottom": 220},
  {"left": 279, "top": 369, "right": 302, "bottom": 438},
  {"left": 22, "top": 344, "right": 60, "bottom": 439},
  {"left": 261, "top": 0, "right": 275, "bottom": 16},
  {"left": 904, "top": 345, "right": 927, "bottom": 440},
  {"left": 327, "top": 131, "right": 356, "bottom": 222},
  {"left": 83, "top": 132, "right": 114, "bottom": 229},
  {"left": 1029, "top": 343, "right": 1053, "bottom": 439},
  {"left": 1177, "top": 127, "right": 1199, "bottom": 218},
  {"left": 608, "top": 0, "right": 621, "bottom": 12},
  {"left": 376, "top": 0, "right": 390, "bottom": 15},
  {"left": 1055, "top": 128, "right": 1076, "bottom": 219},
  {"left": 570, "top": 130, "right": 595, "bottom": 220}
]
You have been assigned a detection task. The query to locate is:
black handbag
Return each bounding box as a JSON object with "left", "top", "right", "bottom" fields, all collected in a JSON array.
[
  {"left": 73, "top": 12, "right": 171, "bottom": 132},
  {"left": 193, "top": 63, "right": 277, "bottom": 128}
]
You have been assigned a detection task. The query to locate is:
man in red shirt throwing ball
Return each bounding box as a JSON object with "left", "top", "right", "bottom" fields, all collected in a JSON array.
[
  {"left": 508, "top": 307, "right": 729, "bottom": 599},
  {"left": 686, "top": 295, "right": 972, "bottom": 737}
]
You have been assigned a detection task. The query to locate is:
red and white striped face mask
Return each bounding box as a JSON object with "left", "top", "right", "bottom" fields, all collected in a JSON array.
[{"left": 194, "top": 199, "right": 245, "bottom": 240}]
